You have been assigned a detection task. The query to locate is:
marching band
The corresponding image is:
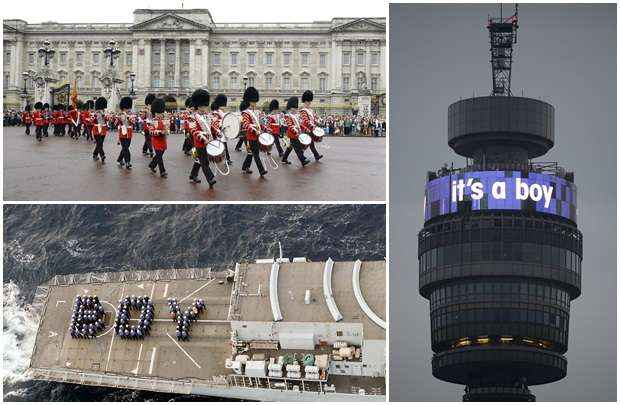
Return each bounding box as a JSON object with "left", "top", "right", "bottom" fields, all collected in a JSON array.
[{"left": 18, "top": 87, "right": 328, "bottom": 188}]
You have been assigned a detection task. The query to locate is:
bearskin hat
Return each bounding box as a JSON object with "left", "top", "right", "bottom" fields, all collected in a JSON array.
[
  {"left": 43, "top": 103, "right": 49, "bottom": 109},
  {"left": 210, "top": 101, "right": 218, "bottom": 111},
  {"left": 69, "top": 104, "right": 75, "bottom": 111},
  {"left": 95, "top": 97, "right": 107, "bottom": 111},
  {"left": 239, "top": 100, "right": 249, "bottom": 111},
  {"left": 184, "top": 97, "right": 193, "bottom": 108},
  {"left": 34, "top": 102, "right": 43, "bottom": 110},
  {"left": 25, "top": 104, "right": 31, "bottom": 112},
  {"left": 191, "top": 89, "right": 210, "bottom": 108},
  {"left": 119, "top": 96, "right": 133, "bottom": 111},
  {"left": 243, "top": 86, "right": 259, "bottom": 103},
  {"left": 302, "top": 90, "right": 314, "bottom": 103},
  {"left": 269, "top": 99, "right": 279, "bottom": 112},
  {"left": 286, "top": 96, "right": 299, "bottom": 111},
  {"left": 214, "top": 93, "right": 227, "bottom": 108},
  {"left": 151, "top": 98, "right": 165, "bottom": 114},
  {"left": 145, "top": 93, "right": 156, "bottom": 106},
  {"left": 86, "top": 100, "right": 94, "bottom": 110}
]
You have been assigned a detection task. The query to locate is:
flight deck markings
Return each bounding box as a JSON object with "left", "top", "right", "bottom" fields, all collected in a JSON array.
[
  {"left": 148, "top": 347, "right": 157, "bottom": 375},
  {"left": 96, "top": 301, "right": 118, "bottom": 338},
  {"left": 150, "top": 282, "right": 156, "bottom": 300},
  {"left": 132, "top": 343, "right": 143, "bottom": 375},
  {"left": 179, "top": 279, "right": 215, "bottom": 303},
  {"left": 48, "top": 331, "right": 58, "bottom": 338},
  {"left": 105, "top": 286, "right": 124, "bottom": 372},
  {"left": 56, "top": 300, "right": 65, "bottom": 307},
  {"left": 166, "top": 333, "right": 202, "bottom": 369},
  {"left": 163, "top": 283, "right": 169, "bottom": 298}
]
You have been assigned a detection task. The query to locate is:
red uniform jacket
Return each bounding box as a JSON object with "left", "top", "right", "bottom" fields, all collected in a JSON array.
[
  {"left": 21, "top": 111, "right": 32, "bottom": 125},
  {"left": 241, "top": 109, "right": 262, "bottom": 141},
  {"left": 91, "top": 113, "right": 108, "bottom": 137},
  {"left": 68, "top": 110, "right": 79, "bottom": 125},
  {"left": 190, "top": 112, "right": 211, "bottom": 149},
  {"left": 147, "top": 118, "right": 168, "bottom": 151},
  {"left": 210, "top": 110, "right": 225, "bottom": 139},
  {"left": 81, "top": 111, "right": 92, "bottom": 128},
  {"left": 182, "top": 112, "right": 191, "bottom": 132},
  {"left": 33, "top": 110, "right": 43, "bottom": 127},
  {"left": 118, "top": 114, "right": 134, "bottom": 140},
  {"left": 42, "top": 111, "right": 50, "bottom": 126},
  {"left": 267, "top": 113, "right": 281, "bottom": 137},
  {"left": 283, "top": 113, "right": 300, "bottom": 140},
  {"left": 299, "top": 107, "right": 316, "bottom": 134},
  {"left": 52, "top": 110, "right": 61, "bottom": 125}
]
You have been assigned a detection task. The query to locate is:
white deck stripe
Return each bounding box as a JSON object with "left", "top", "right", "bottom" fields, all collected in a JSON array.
[
  {"left": 148, "top": 347, "right": 157, "bottom": 375},
  {"left": 163, "top": 283, "right": 169, "bottom": 298},
  {"left": 132, "top": 343, "right": 143, "bottom": 375},
  {"left": 351, "top": 259, "right": 386, "bottom": 329},
  {"left": 322, "top": 258, "right": 343, "bottom": 322},
  {"left": 179, "top": 279, "right": 215, "bottom": 303},
  {"left": 105, "top": 286, "right": 125, "bottom": 372},
  {"left": 166, "top": 333, "right": 202, "bottom": 369},
  {"left": 150, "top": 282, "right": 156, "bottom": 300}
]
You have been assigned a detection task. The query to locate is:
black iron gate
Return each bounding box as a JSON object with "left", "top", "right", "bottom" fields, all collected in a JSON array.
[{"left": 50, "top": 83, "right": 70, "bottom": 108}]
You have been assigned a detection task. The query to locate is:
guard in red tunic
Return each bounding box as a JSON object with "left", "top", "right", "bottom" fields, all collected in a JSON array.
[
  {"left": 240, "top": 87, "right": 267, "bottom": 176},
  {"left": 146, "top": 98, "right": 169, "bottom": 178},
  {"left": 33, "top": 102, "right": 44, "bottom": 141},
  {"left": 211, "top": 93, "right": 232, "bottom": 164},
  {"left": 91, "top": 97, "right": 108, "bottom": 163},
  {"left": 182, "top": 97, "right": 194, "bottom": 156},
  {"left": 281, "top": 96, "right": 309, "bottom": 166},
  {"left": 117, "top": 96, "right": 134, "bottom": 169},
  {"left": 82, "top": 100, "right": 94, "bottom": 141},
  {"left": 267, "top": 99, "right": 284, "bottom": 157},
  {"left": 21, "top": 105, "right": 32, "bottom": 136},
  {"left": 59, "top": 105, "right": 67, "bottom": 136},
  {"left": 68, "top": 104, "right": 79, "bottom": 139},
  {"left": 142, "top": 93, "right": 155, "bottom": 157},
  {"left": 52, "top": 105, "right": 61, "bottom": 136},
  {"left": 188, "top": 89, "right": 216, "bottom": 187},
  {"left": 299, "top": 90, "right": 323, "bottom": 161},
  {"left": 42, "top": 103, "right": 51, "bottom": 137}
]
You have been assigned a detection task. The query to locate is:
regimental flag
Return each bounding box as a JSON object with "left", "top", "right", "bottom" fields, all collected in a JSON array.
[{"left": 71, "top": 79, "right": 78, "bottom": 108}]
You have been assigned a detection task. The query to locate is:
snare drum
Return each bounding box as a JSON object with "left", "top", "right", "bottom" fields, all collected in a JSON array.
[
  {"left": 221, "top": 112, "right": 241, "bottom": 141},
  {"left": 299, "top": 133, "right": 312, "bottom": 150},
  {"left": 206, "top": 140, "right": 226, "bottom": 163},
  {"left": 311, "top": 127, "right": 325, "bottom": 142},
  {"left": 258, "top": 132, "right": 275, "bottom": 153}
]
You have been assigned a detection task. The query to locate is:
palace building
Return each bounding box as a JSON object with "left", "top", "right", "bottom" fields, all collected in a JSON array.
[{"left": 3, "top": 9, "right": 386, "bottom": 114}]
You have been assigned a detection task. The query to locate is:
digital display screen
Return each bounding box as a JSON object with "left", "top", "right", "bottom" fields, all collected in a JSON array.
[{"left": 424, "top": 171, "right": 577, "bottom": 222}]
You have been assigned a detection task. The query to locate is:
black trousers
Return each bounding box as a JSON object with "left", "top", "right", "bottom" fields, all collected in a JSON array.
[
  {"left": 143, "top": 133, "right": 153, "bottom": 155},
  {"left": 242, "top": 140, "right": 267, "bottom": 174},
  {"left": 223, "top": 141, "right": 231, "bottom": 161},
  {"left": 149, "top": 150, "right": 166, "bottom": 174},
  {"left": 117, "top": 138, "right": 132, "bottom": 164},
  {"left": 53, "top": 124, "right": 60, "bottom": 136},
  {"left": 43, "top": 124, "right": 49, "bottom": 136},
  {"left": 309, "top": 141, "right": 321, "bottom": 159},
  {"left": 182, "top": 135, "right": 193, "bottom": 154},
  {"left": 60, "top": 124, "right": 66, "bottom": 136},
  {"left": 235, "top": 136, "right": 246, "bottom": 150},
  {"left": 35, "top": 125, "right": 42, "bottom": 140},
  {"left": 190, "top": 147, "right": 215, "bottom": 182},
  {"left": 274, "top": 135, "right": 284, "bottom": 156},
  {"left": 93, "top": 136, "right": 105, "bottom": 159},
  {"left": 24, "top": 123, "right": 30, "bottom": 135},
  {"left": 282, "top": 138, "right": 308, "bottom": 163}
]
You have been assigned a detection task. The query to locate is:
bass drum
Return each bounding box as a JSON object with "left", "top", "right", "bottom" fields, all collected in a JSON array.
[
  {"left": 258, "top": 132, "right": 275, "bottom": 153},
  {"left": 298, "top": 133, "right": 312, "bottom": 150},
  {"left": 221, "top": 112, "right": 241, "bottom": 141}
]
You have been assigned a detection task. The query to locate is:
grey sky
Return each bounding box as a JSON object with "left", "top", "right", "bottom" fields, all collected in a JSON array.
[{"left": 389, "top": 3, "right": 616, "bottom": 402}]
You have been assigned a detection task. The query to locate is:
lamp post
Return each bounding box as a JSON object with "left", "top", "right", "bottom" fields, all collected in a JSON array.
[
  {"left": 34, "top": 41, "right": 57, "bottom": 104},
  {"left": 243, "top": 76, "right": 248, "bottom": 90},
  {"left": 20, "top": 71, "right": 30, "bottom": 110},
  {"left": 129, "top": 72, "right": 136, "bottom": 96},
  {"left": 99, "top": 40, "right": 123, "bottom": 110}
]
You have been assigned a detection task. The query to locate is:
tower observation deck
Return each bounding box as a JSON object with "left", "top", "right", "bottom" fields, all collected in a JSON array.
[{"left": 419, "top": 5, "right": 582, "bottom": 402}]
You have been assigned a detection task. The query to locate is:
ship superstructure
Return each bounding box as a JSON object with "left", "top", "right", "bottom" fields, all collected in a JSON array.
[{"left": 26, "top": 258, "right": 385, "bottom": 401}]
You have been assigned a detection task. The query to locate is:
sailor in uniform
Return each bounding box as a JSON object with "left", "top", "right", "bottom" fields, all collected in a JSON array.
[
  {"left": 267, "top": 99, "right": 285, "bottom": 157},
  {"left": 188, "top": 89, "right": 217, "bottom": 187},
  {"left": 117, "top": 96, "right": 134, "bottom": 169},
  {"left": 282, "top": 96, "right": 309, "bottom": 166},
  {"left": 299, "top": 90, "right": 324, "bottom": 161},
  {"left": 240, "top": 87, "right": 268, "bottom": 176},
  {"left": 91, "top": 97, "right": 109, "bottom": 163},
  {"left": 146, "top": 98, "right": 169, "bottom": 178}
]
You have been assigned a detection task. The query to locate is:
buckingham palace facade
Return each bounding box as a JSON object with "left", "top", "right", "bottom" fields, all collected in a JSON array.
[{"left": 3, "top": 9, "right": 386, "bottom": 114}]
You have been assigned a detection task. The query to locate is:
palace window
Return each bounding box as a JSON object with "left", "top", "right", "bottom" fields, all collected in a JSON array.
[
  {"left": 282, "top": 52, "right": 291, "bottom": 66},
  {"left": 151, "top": 71, "right": 160, "bottom": 88},
  {"left": 3, "top": 72, "right": 9, "bottom": 89},
  {"left": 342, "top": 75, "right": 350, "bottom": 91},
  {"left": 165, "top": 70, "right": 174, "bottom": 87},
  {"left": 265, "top": 52, "right": 273, "bottom": 65},
  {"left": 342, "top": 51, "right": 351, "bottom": 66},
  {"left": 212, "top": 74, "right": 220, "bottom": 89},
  {"left": 212, "top": 52, "right": 221, "bottom": 66},
  {"left": 181, "top": 71, "right": 190, "bottom": 87},
  {"left": 230, "top": 74, "right": 239, "bottom": 89},
  {"left": 28, "top": 52, "right": 35, "bottom": 65},
  {"left": 75, "top": 51, "right": 83, "bottom": 66},
  {"left": 182, "top": 49, "right": 190, "bottom": 64},
  {"left": 247, "top": 74, "right": 255, "bottom": 87},
  {"left": 319, "top": 76, "right": 327, "bottom": 92},
  {"left": 300, "top": 75, "right": 309, "bottom": 90},
  {"left": 371, "top": 51, "right": 379, "bottom": 66},
  {"left": 230, "top": 52, "right": 238, "bottom": 65},
  {"left": 59, "top": 52, "right": 67, "bottom": 65},
  {"left": 356, "top": 51, "right": 365, "bottom": 65},
  {"left": 92, "top": 52, "right": 100, "bottom": 65},
  {"left": 265, "top": 74, "right": 273, "bottom": 89},
  {"left": 152, "top": 50, "right": 161, "bottom": 66},
  {"left": 301, "top": 52, "right": 310, "bottom": 66},
  {"left": 371, "top": 76, "right": 379, "bottom": 91},
  {"left": 125, "top": 52, "right": 132, "bottom": 66},
  {"left": 319, "top": 52, "right": 327, "bottom": 67},
  {"left": 247, "top": 52, "right": 256, "bottom": 66},
  {"left": 282, "top": 74, "right": 291, "bottom": 90},
  {"left": 3, "top": 50, "right": 11, "bottom": 65}
]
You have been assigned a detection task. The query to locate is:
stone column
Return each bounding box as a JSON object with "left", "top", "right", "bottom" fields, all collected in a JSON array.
[
  {"left": 174, "top": 39, "right": 181, "bottom": 88},
  {"left": 14, "top": 38, "right": 25, "bottom": 88},
  {"left": 143, "top": 39, "right": 151, "bottom": 90},
  {"left": 132, "top": 40, "right": 139, "bottom": 92},
  {"left": 365, "top": 41, "right": 371, "bottom": 91},
  {"left": 160, "top": 39, "right": 166, "bottom": 88},
  {"left": 201, "top": 39, "right": 209, "bottom": 89},
  {"left": 189, "top": 39, "right": 196, "bottom": 88},
  {"left": 331, "top": 39, "right": 340, "bottom": 92}
]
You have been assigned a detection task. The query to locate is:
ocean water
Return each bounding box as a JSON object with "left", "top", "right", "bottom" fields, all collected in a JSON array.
[{"left": 3, "top": 204, "right": 386, "bottom": 401}]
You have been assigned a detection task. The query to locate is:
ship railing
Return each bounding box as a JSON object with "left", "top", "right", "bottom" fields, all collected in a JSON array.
[{"left": 47, "top": 267, "right": 214, "bottom": 286}]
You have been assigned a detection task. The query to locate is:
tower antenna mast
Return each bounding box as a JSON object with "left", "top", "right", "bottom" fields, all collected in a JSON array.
[{"left": 487, "top": 3, "right": 519, "bottom": 96}]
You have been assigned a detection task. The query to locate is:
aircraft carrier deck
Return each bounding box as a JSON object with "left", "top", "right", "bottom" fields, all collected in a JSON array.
[{"left": 26, "top": 259, "right": 386, "bottom": 401}]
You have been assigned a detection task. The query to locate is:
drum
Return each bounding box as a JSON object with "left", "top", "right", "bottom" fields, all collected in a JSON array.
[
  {"left": 258, "top": 132, "right": 274, "bottom": 153},
  {"left": 221, "top": 112, "right": 241, "bottom": 141},
  {"left": 299, "top": 133, "right": 312, "bottom": 150},
  {"left": 311, "top": 127, "right": 325, "bottom": 142},
  {"left": 206, "top": 140, "right": 226, "bottom": 163}
]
